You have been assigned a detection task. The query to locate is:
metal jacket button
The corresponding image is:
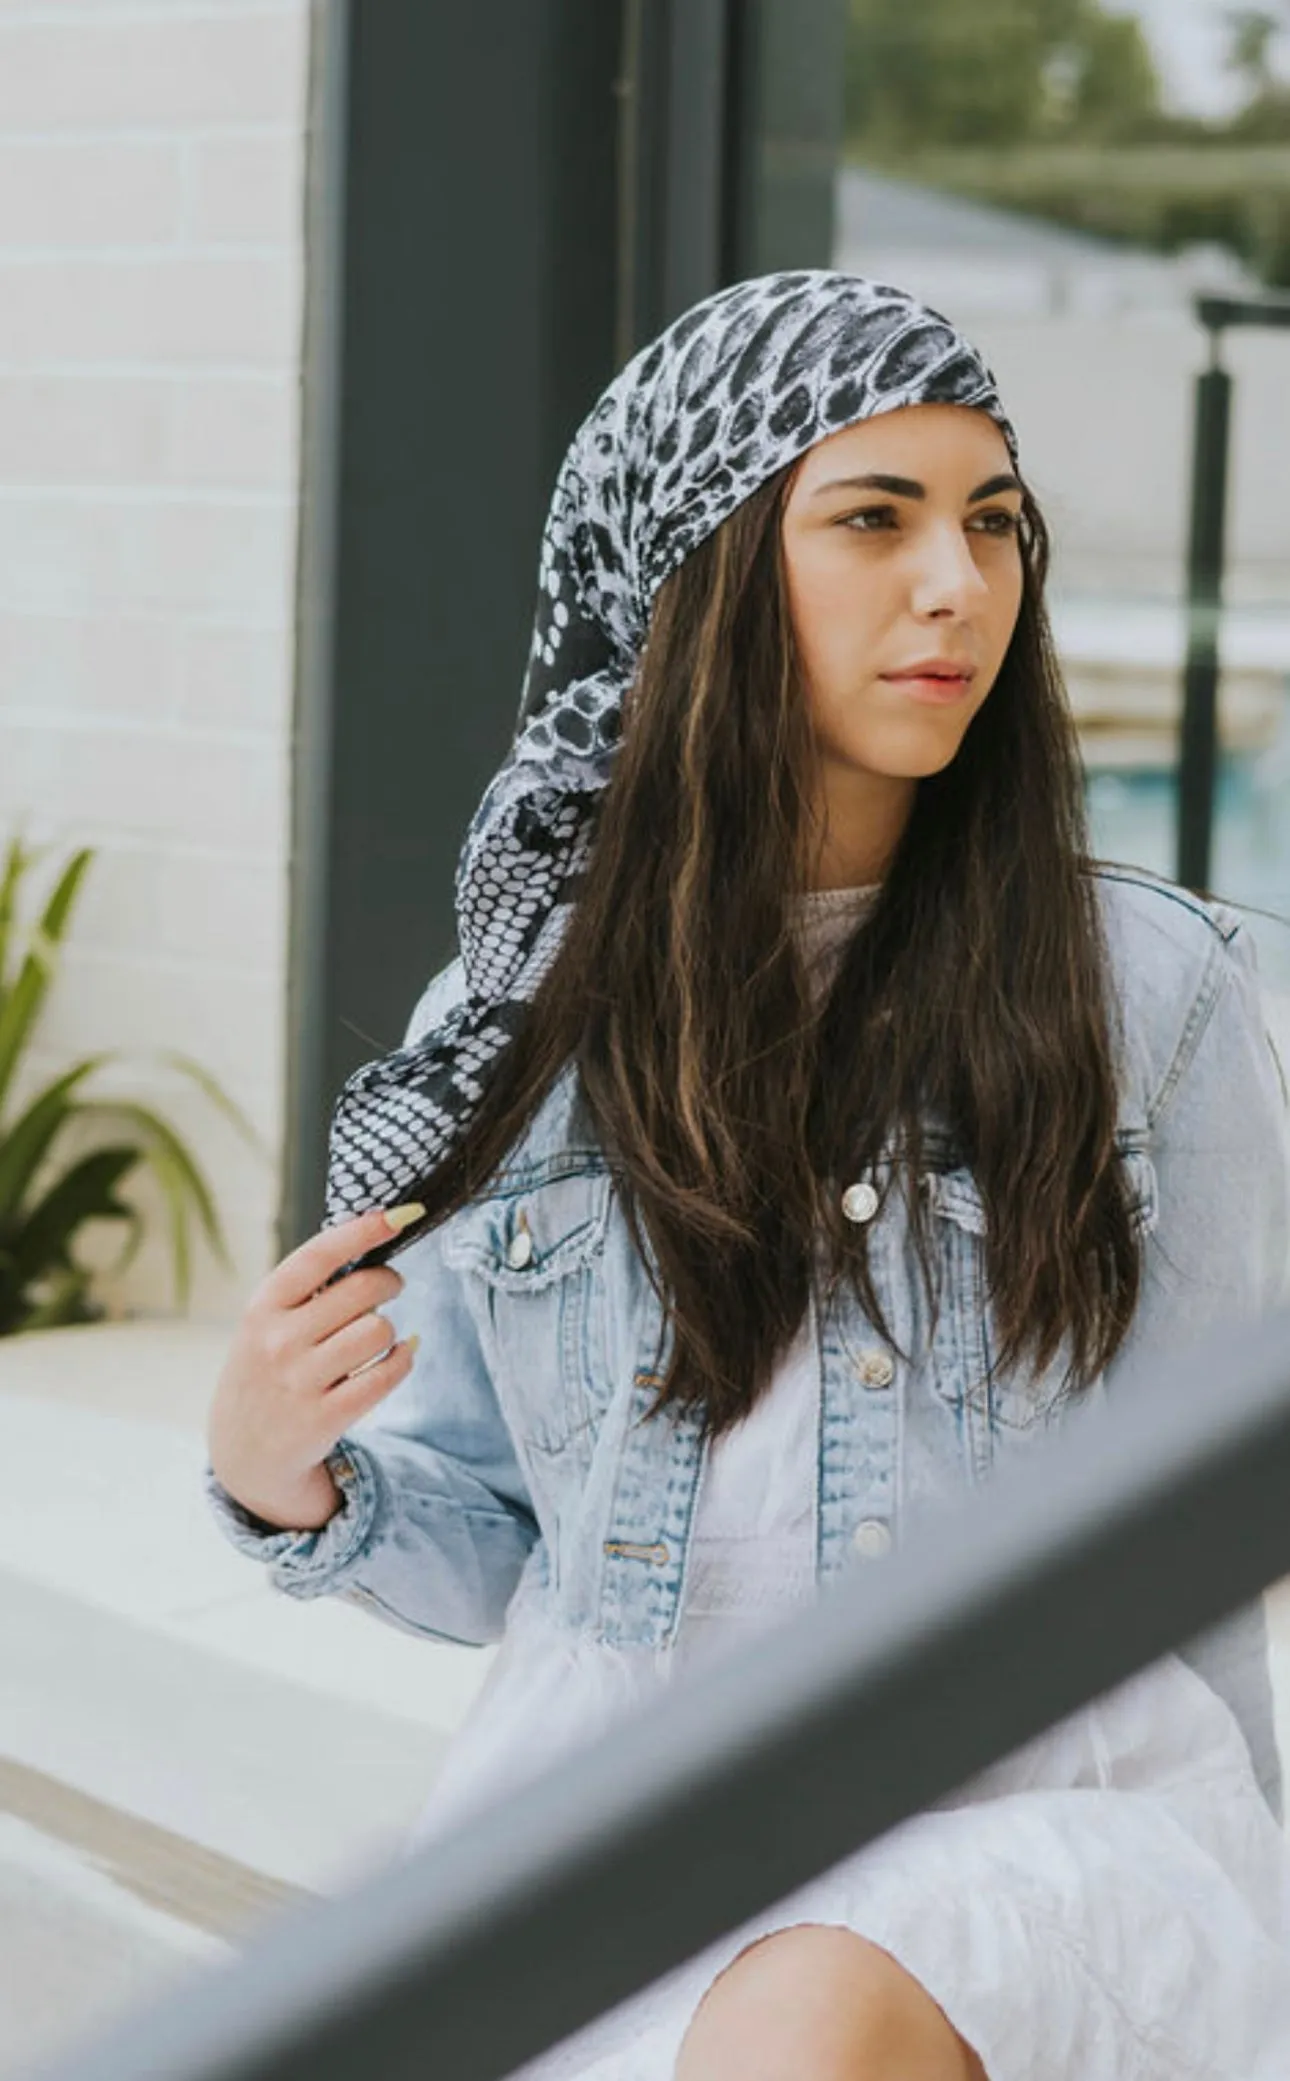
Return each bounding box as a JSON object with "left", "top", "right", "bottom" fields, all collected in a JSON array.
[
  {"left": 841, "top": 1180, "right": 879, "bottom": 1224},
  {"left": 856, "top": 1349, "right": 895, "bottom": 1390},
  {"left": 852, "top": 1518, "right": 892, "bottom": 1560}
]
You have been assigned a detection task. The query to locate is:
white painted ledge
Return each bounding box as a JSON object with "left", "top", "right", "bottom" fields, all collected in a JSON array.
[{"left": 0, "top": 1320, "right": 493, "bottom": 1895}]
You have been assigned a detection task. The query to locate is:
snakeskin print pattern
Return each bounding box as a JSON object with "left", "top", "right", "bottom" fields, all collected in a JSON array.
[{"left": 325, "top": 270, "right": 1021, "bottom": 1221}]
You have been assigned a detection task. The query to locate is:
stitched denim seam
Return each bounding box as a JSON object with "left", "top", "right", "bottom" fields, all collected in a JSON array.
[
  {"left": 1091, "top": 863, "right": 1239, "bottom": 945},
  {"left": 264, "top": 1440, "right": 387, "bottom": 1592},
  {"left": 1145, "top": 931, "right": 1229, "bottom": 1132}
]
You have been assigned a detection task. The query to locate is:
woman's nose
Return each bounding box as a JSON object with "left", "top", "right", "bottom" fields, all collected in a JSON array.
[{"left": 908, "top": 525, "right": 988, "bottom": 618}]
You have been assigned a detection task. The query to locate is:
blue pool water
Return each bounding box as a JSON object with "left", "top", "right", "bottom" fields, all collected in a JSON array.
[{"left": 1085, "top": 709, "right": 1290, "bottom": 994}]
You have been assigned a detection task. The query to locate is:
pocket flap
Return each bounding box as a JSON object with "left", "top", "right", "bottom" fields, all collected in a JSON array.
[{"left": 442, "top": 1170, "right": 612, "bottom": 1291}]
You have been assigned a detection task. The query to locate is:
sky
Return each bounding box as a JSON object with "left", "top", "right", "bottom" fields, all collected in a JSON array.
[{"left": 1125, "top": 0, "right": 1290, "bottom": 117}]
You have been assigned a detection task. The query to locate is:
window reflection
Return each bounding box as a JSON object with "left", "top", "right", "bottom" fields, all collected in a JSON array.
[{"left": 835, "top": 0, "right": 1290, "bottom": 988}]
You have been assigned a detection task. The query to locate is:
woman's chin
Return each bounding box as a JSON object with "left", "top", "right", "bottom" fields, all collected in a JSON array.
[{"left": 835, "top": 731, "right": 972, "bottom": 783}]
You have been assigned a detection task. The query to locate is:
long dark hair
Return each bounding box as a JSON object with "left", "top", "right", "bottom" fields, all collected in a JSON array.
[{"left": 407, "top": 461, "right": 1141, "bottom": 1435}]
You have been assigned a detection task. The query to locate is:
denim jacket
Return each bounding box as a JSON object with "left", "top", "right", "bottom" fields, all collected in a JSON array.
[{"left": 208, "top": 867, "right": 1290, "bottom": 1810}]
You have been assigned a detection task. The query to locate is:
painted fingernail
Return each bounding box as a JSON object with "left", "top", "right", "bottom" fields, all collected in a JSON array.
[
  {"left": 405, "top": 1334, "right": 421, "bottom": 1359},
  {"left": 383, "top": 1202, "right": 426, "bottom": 1234}
]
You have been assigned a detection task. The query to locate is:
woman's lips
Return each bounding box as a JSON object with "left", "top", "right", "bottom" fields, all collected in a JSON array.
[{"left": 881, "top": 669, "right": 975, "bottom": 706}]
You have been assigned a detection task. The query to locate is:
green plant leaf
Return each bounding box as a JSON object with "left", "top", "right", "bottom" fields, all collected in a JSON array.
[
  {"left": 0, "top": 1244, "right": 21, "bottom": 1337},
  {"left": 11, "top": 1145, "right": 142, "bottom": 1293},
  {"left": 0, "top": 836, "right": 241, "bottom": 1329},
  {"left": 0, "top": 847, "right": 94, "bottom": 1121},
  {"left": 0, "top": 1057, "right": 107, "bottom": 1227},
  {"left": 94, "top": 1102, "right": 227, "bottom": 1257},
  {"left": 77, "top": 1099, "right": 229, "bottom": 1308},
  {"left": 150, "top": 1137, "right": 192, "bottom": 1306},
  {"left": 16, "top": 1265, "right": 100, "bottom": 1334},
  {"left": 157, "top": 1052, "right": 267, "bottom": 1157},
  {"left": 0, "top": 836, "right": 33, "bottom": 1009}
]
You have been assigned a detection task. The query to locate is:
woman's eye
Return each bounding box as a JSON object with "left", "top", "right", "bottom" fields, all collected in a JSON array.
[
  {"left": 842, "top": 506, "right": 897, "bottom": 532},
  {"left": 970, "top": 509, "right": 1022, "bottom": 536}
]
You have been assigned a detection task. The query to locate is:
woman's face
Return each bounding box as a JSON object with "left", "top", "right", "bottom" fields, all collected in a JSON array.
[{"left": 780, "top": 404, "right": 1025, "bottom": 810}]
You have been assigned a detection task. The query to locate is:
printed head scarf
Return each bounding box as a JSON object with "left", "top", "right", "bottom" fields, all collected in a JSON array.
[{"left": 325, "top": 269, "right": 1021, "bottom": 1222}]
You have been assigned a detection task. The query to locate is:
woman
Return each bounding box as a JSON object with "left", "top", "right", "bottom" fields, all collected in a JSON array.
[{"left": 207, "top": 273, "right": 1290, "bottom": 2079}]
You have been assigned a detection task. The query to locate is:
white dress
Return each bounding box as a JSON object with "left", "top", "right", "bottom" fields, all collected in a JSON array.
[{"left": 407, "top": 890, "right": 1290, "bottom": 2081}]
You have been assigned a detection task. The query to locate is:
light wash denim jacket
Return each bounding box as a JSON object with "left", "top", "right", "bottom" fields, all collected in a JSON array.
[{"left": 208, "top": 867, "right": 1290, "bottom": 1811}]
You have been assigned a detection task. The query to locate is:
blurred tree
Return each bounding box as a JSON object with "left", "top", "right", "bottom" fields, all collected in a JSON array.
[
  {"left": 1224, "top": 4, "right": 1290, "bottom": 142},
  {"left": 845, "top": 0, "right": 1162, "bottom": 152},
  {"left": 1063, "top": 8, "right": 1162, "bottom": 139},
  {"left": 1226, "top": 6, "right": 1284, "bottom": 97},
  {"left": 842, "top": 0, "right": 1290, "bottom": 281}
]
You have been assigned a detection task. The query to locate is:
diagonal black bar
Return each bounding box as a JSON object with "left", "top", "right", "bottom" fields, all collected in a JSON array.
[{"left": 37, "top": 1305, "right": 1290, "bottom": 2081}]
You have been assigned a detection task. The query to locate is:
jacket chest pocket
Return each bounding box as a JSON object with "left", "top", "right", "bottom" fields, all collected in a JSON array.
[
  {"left": 925, "top": 1145, "right": 1159, "bottom": 1431},
  {"left": 442, "top": 1170, "right": 615, "bottom": 1456}
]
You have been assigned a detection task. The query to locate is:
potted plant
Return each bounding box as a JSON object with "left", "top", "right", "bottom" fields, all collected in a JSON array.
[{"left": 0, "top": 838, "right": 256, "bottom": 1335}]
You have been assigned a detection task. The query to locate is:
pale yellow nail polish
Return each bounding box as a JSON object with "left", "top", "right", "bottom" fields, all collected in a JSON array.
[
  {"left": 383, "top": 1201, "right": 426, "bottom": 1235},
  {"left": 405, "top": 1334, "right": 421, "bottom": 1359}
]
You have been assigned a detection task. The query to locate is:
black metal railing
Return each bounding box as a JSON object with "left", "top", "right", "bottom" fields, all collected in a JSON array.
[
  {"left": 1177, "top": 290, "right": 1290, "bottom": 893},
  {"left": 35, "top": 1302, "right": 1290, "bottom": 2081}
]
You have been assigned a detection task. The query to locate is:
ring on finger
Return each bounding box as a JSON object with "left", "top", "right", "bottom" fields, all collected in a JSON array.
[{"left": 345, "top": 1322, "right": 399, "bottom": 1380}]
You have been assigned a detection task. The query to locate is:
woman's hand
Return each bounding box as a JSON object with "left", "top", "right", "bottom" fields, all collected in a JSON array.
[{"left": 206, "top": 1204, "right": 425, "bottom": 1532}]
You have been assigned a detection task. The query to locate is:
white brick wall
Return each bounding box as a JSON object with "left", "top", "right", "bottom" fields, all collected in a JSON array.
[{"left": 0, "top": 0, "right": 310, "bottom": 1322}]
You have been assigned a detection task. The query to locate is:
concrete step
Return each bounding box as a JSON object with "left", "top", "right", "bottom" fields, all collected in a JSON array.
[
  {"left": 0, "top": 1809, "right": 225, "bottom": 2081},
  {"left": 0, "top": 1753, "right": 301, "bottom": 1939},
  {"left": 0, "top": 1754, "right": 303, "bottom": 2080}
]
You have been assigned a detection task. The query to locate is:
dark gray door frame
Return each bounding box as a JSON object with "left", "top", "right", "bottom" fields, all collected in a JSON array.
[
  {"left": 283, "top": 0, "right": 845, "bottom": 1246},
  {"left": 283, "top": 0, "right": 622, "bottom": 1244}
]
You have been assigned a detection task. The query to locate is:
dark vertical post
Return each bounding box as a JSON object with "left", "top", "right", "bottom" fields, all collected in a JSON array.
[
  {"left": 618, "top": 0, "right": 847, "bottom": 354},
  {"left": 617, "top": 0, "right": 734, "bottom": 351},
  {"left": 282, "top": 1, "right": 622, "bottom": 1246},
  {"left": 282, "top": 0, "right": 349, "bottom": 1256},
  {"left": 1175, "top": 340, "right": 1233, "bottom": 894},
  {"left": 726, "top": 0, "right": 847, "bottom": 278}
]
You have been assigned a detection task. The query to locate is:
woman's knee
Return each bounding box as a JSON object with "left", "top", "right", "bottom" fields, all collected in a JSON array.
[{"left": 673, "top": 1924, "right": 985, "bottom": 2081}]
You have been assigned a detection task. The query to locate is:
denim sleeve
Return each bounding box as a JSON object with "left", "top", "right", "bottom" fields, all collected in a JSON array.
[
  {"left": 1115, "top": 920, "right": 1289, "bottom": 1357},
  {"left": 204, "top": 1215, "right": 539, "bottom": 1647},
  {"left": 1104, "top": 921, "right": 1289, "bottom": 1817}
]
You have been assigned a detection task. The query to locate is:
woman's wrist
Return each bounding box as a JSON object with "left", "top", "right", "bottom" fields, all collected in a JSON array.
[{"left": 219, "top": 1460, "right": 343, "bottom": 1534}]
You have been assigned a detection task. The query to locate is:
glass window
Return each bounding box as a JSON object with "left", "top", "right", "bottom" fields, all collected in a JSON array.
[{"left": 835, "top": 0, "right": 1290, "bottom": 991}]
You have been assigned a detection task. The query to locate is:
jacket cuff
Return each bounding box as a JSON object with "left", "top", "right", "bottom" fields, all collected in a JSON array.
[{"left": 203, "top": 1439, "right": 384, "bottom": 1596}]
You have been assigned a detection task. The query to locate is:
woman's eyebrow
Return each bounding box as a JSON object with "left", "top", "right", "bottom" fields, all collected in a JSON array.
[
  {"left": 969, "top": 472, "right": 1024, "bottom": 502},
  {"left": 810, "top": 471, "right": 1024, "bottom": 502},
  {"left": 810, "top": 472, "right": 924, "bottom": 500}
]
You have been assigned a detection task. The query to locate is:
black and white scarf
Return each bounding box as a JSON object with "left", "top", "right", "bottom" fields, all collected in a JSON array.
[{"left": 325, "top": 269, "right": 1020, "bottom": 1221}]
